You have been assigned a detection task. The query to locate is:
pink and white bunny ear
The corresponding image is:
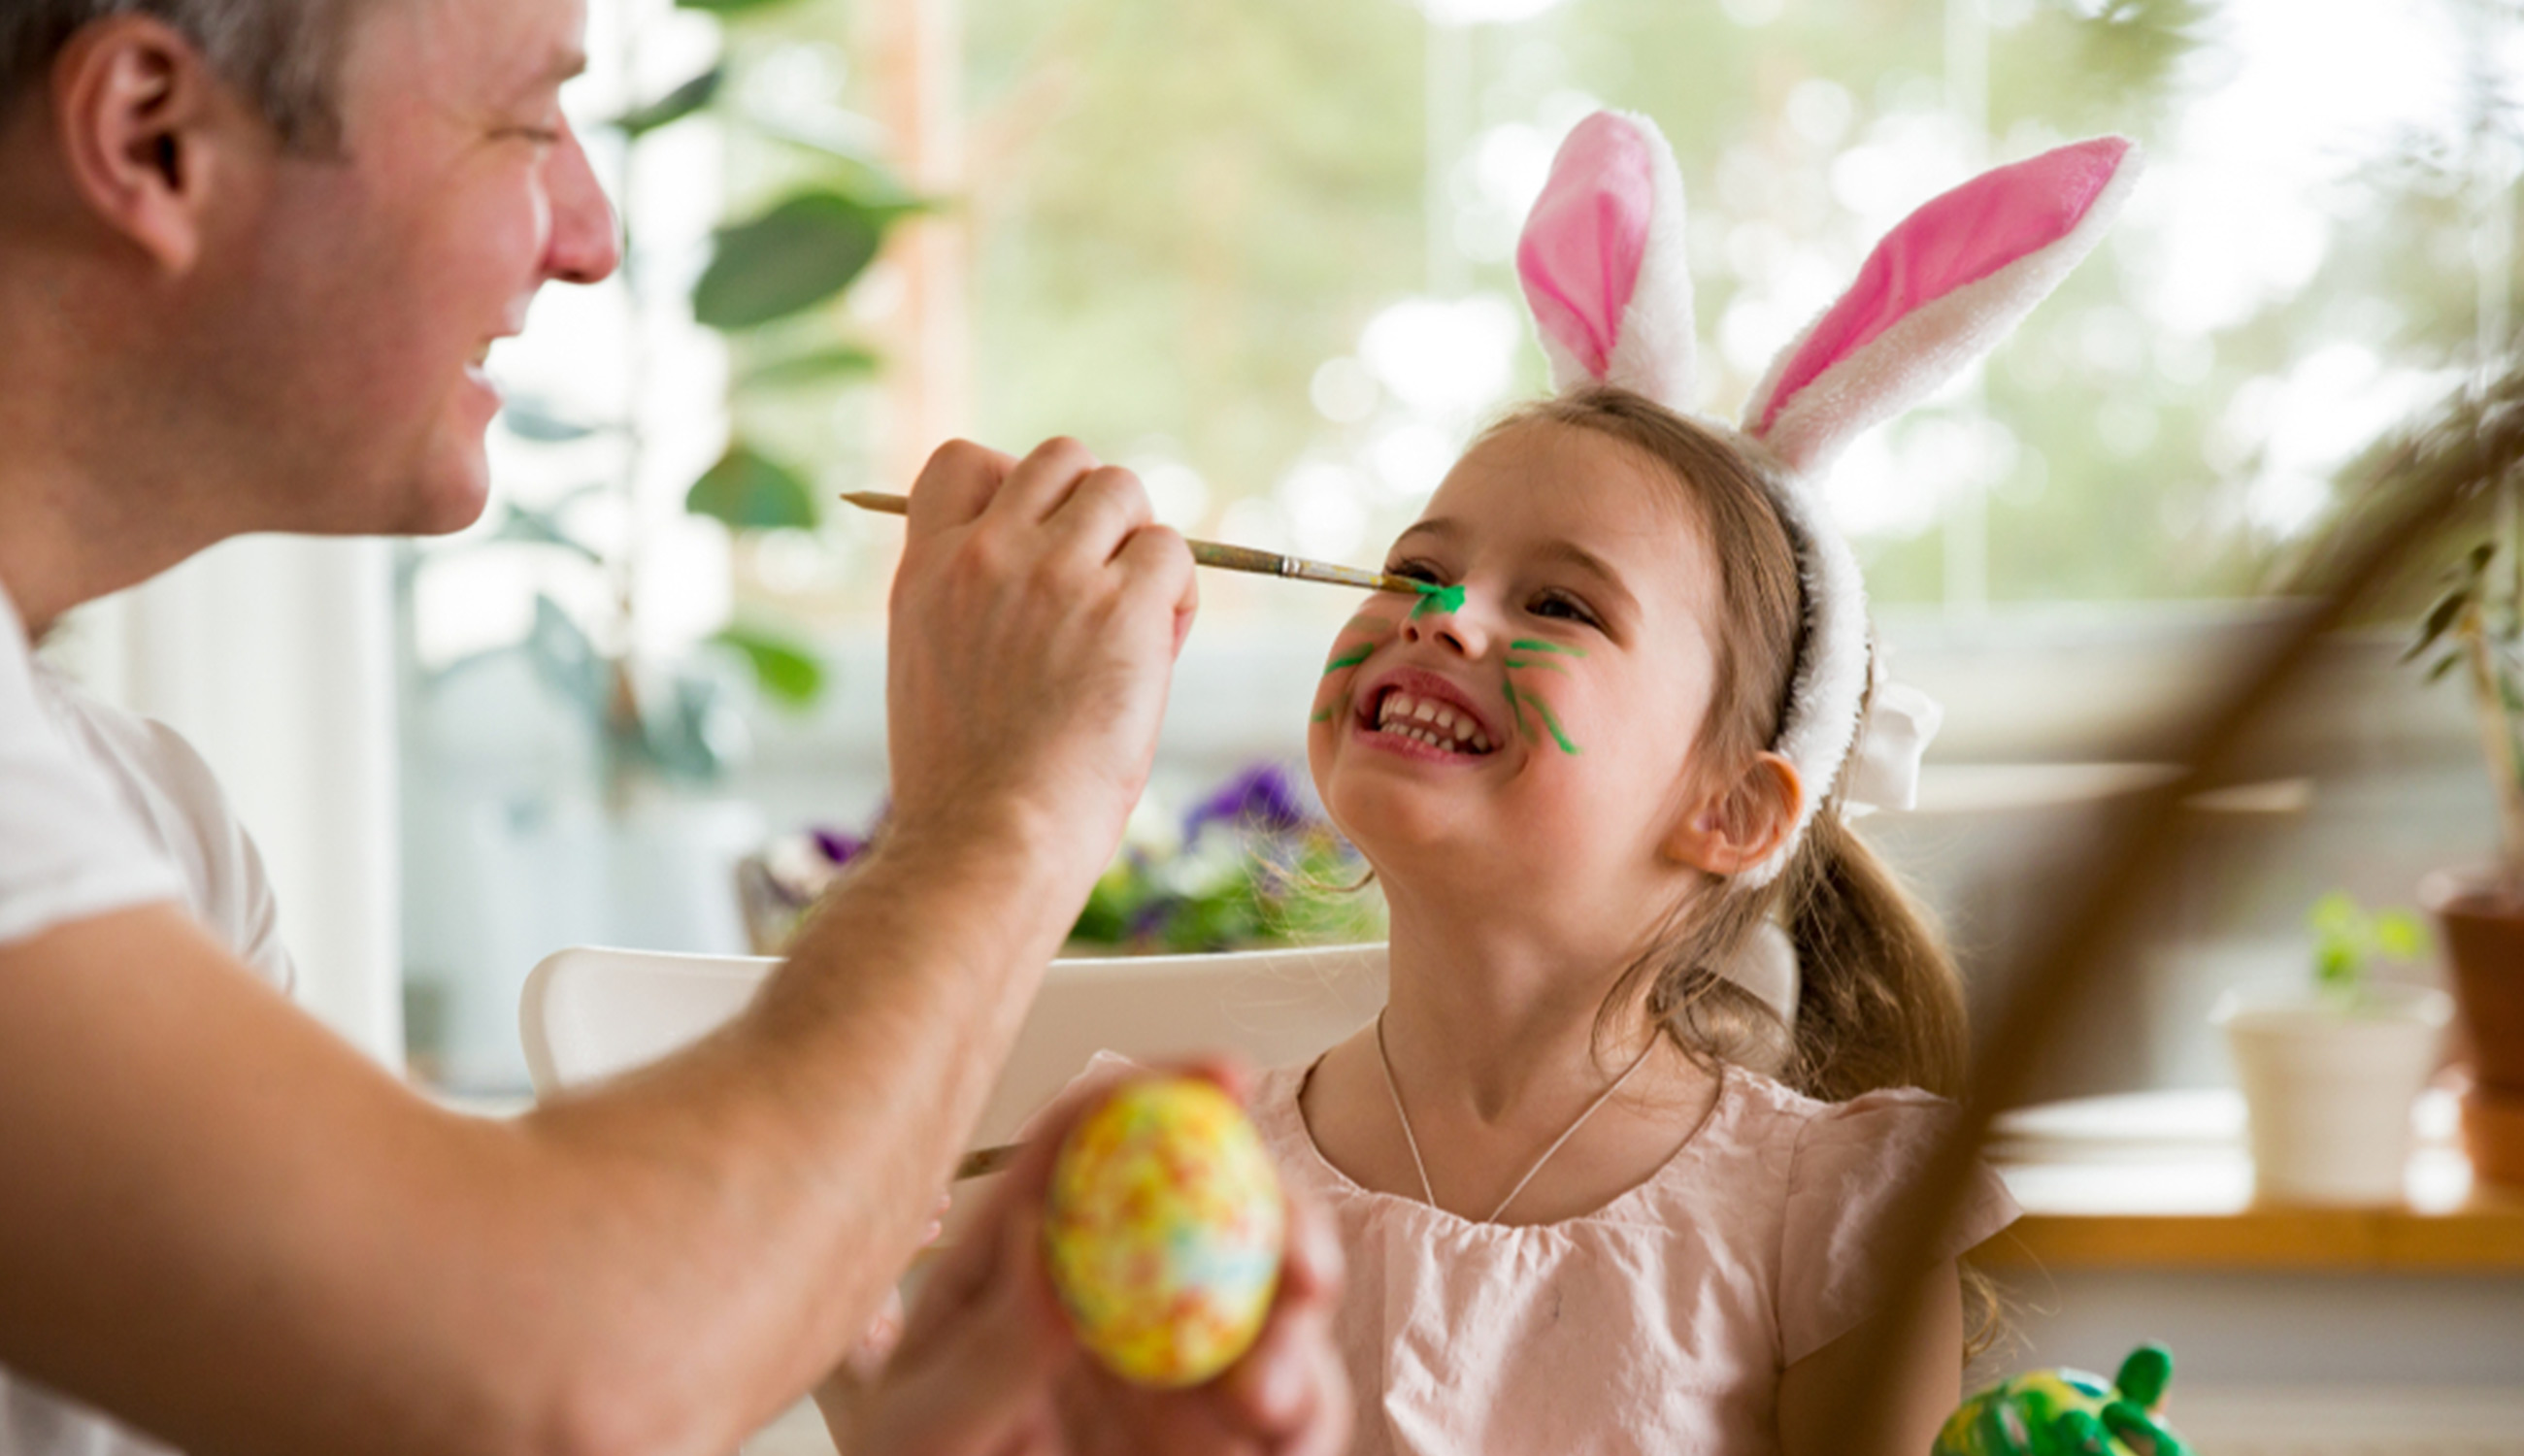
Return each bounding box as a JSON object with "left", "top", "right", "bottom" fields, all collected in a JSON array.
[
  {"left": 1516, "top": 110, "right": 1698, "bottom": 411},
  {"left": 1743, "top": 136, "right": 2142, "bottom": 474}
]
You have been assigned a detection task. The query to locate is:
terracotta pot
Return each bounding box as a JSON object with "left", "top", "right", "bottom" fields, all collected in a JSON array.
[
  {"left": 2421, "top": 869, "right": 2524, "bottom": 1095},
  {"left": 2463, "top": 1078, "right": 2524, "bottom": 1187}
]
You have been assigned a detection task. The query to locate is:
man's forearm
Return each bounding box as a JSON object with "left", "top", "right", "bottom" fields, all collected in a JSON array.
[{"left": 502, "top": 812, "right": 1097, "bottom": 1446}]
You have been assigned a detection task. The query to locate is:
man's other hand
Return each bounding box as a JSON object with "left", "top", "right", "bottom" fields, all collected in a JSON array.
[
  {"left": 883, "top": 438, "right": 1199, "bottom": 877},
  {"left": 839, "top": 1066, "right": 1350, "bottom": 1456}
]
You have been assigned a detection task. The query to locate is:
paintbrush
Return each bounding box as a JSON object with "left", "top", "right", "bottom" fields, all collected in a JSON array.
[{"left": 841, "top": 491, "right": 1417, "bottom": 595}]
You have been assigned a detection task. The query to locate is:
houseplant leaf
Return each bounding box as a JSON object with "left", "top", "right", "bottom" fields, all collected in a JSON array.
[
  {"left": 743, "top": 344, "right": 881, "bottom": 389},
  {"left": 499, "top": 396, "right": 606, "bottom": 443},
  {"left": 693, "top": 190, "right": 891, "bottom": 331},
  {"left": 686, "top": 446, "right": 819, "bottom": 530},
  {"left": 2406, "top": 584, "right": 2471, "bottom": 661},
  {"left": 490, "top": 504, "right": 605, "bottom": 565},
  {"left": 714, "top": 623, "right": 826, "bottom": 708},
  {"left": 611, "top": 67, "right": 722, "bottom": 136}
]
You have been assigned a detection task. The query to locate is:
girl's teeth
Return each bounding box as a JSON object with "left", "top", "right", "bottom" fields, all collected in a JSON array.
[{"left": 1411, "top": 702, "right": 1437, "bottom": 723}]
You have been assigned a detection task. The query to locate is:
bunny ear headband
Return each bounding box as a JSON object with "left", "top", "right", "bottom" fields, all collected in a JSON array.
[{"left": 1517, "top": 111, "right": 2141, "bottom": 889}]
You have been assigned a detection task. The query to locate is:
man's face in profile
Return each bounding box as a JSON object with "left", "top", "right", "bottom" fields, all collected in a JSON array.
[{"left": 228, "top": 0, "right": 616, "bottom": 539}]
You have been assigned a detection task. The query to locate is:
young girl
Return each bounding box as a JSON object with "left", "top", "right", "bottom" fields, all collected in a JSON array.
[{"left": 1251, "top": 114, "right": 2141, "bottom": 1455}]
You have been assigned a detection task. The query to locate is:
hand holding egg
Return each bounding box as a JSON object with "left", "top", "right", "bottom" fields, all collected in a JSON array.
[{"left": 1042, "top": 1075, "right": 1288, "bottom": 1387}]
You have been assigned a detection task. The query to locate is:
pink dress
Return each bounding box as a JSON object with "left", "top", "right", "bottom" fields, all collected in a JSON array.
[{"left": 1247, "top": 1060, "right": 2020, "bottom": 1456}]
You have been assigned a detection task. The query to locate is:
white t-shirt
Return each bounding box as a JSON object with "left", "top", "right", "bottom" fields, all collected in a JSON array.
[{"left": 2, "top": 583, "right": 296, "bottom": 1455}]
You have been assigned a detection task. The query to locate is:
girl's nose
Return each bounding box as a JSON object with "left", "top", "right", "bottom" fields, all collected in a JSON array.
[{"left": 1398, "top": 590, "right": 1490, "bottom": 658}]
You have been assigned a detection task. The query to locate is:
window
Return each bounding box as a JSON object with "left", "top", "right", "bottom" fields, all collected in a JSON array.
[{"left": 401, "top": 0, "right": 2512, "bottom": 1093}]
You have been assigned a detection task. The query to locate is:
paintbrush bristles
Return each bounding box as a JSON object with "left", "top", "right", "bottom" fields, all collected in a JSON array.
[{"left": 841, "top": 490, "right": 1413, "bottom": 594}]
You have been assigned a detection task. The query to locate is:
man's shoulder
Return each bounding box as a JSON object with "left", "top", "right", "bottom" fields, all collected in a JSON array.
[{"left": 28, "top": 666, "right": 295, "bottom": 993}]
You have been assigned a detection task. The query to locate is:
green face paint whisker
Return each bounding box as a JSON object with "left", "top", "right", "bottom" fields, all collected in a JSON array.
[
  {"left": 1323, "top": 645, "right": 1374, "bottom": 676},
  {"left": 1504, "top": 657, "right": 1570, "bottom": 676},
  {"left": 1525, "top": 691, "right": 1582, "bottom": 756},
  {"left": 1503, "top": 679, "right": 1532, "bottom": 741},
  {"left": 1508, "top": 639, "right": 1586, "bottom": 657}
]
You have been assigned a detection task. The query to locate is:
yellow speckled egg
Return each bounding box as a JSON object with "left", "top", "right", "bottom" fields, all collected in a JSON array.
[{"left": 1043, "top": 1076, "right": 1286, "bottom": 1388}]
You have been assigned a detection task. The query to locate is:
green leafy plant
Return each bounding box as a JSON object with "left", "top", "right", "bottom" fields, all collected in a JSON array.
[
  {"left": 441, "top": 0, "right": 921, "bottom": 797},
  {"left": 2407, "top": 532, "right": 2524, "bottom": 887},
  {"left": 2308, "top": 891, "right": 2429, "bottom": 1006}
]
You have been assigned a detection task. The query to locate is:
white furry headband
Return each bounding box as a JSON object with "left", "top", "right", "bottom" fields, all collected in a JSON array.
[{"left": 1516, "top": 111, "right": 2141, "bottom": 886}]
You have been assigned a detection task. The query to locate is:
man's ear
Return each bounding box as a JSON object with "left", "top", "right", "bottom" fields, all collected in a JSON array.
[
  {"left": 1663, "top": 752, "right": 1805, "bottom": 877},
  {"left": 50, "top": 16, "right": 261, "bottom": 274}
]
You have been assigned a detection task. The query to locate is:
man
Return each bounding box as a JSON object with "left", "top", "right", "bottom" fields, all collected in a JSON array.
[{"left": 0, "top": 2, "right": 1347, "bottom": 1453}]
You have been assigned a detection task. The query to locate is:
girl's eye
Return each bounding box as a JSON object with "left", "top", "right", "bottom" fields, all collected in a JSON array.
[
  {"left": 1530, "top": 590, "right": 1602, "bottom": 628},
  {"left": 1387, "top": 558, "right": 1448, "bottom": 584}
]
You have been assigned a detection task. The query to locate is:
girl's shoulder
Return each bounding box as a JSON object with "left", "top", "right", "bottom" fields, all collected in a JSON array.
[
  {"left": 1713, "top": 1065, "right": 1965, "bottom": 1160},
  {"left": 1713, "top": 1068, "right": 2021, "bottom": 1363}
]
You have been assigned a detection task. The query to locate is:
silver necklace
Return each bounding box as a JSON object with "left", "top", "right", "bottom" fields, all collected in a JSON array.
[{"left": 1373, "top": 1009, "right": 1659, "bottom": 1224}]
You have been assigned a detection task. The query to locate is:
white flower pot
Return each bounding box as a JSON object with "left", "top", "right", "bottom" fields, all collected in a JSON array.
[{"left": 2212, "top": 984, "right": 2452, "bottom": 1206}]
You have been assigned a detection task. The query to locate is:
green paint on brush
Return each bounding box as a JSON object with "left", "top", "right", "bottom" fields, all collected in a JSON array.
[
  {"left": 1528, "top": 693, "right": 1581, "bottom": 755},
  {"left": 1322, "top": 645, "right": 1374, "bottom": 676},
  {"left": 1508, "top": 639, "right": 1587, "bottom": 657},
  {"left": 1410, "top": 581, "right": 1467, "bottom": 618}
]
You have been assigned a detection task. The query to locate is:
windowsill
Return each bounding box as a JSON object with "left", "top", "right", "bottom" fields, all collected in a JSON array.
[{"left": 1981, "top": 1089, "right": 2524, "bottom": 1273}]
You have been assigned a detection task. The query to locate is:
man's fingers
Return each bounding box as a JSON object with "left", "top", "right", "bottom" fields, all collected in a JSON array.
[
  {"left": 1214, "top": 1189, "right": 1345, "bottom": 1439},
  {"left": 988, "top": 436, "right": 1105, "bottom": 526},
  {"left": 905, "top": 438, "right": 1017, "bottom": 534},
  {"left": 1113, "top": 523, "right": 1196, "bottom": 636},
  {"left": 1042, "top": 465, "right": 1156, "bottom": 568}
]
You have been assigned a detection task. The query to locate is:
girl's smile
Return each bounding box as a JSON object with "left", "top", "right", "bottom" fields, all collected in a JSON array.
[{"left": 1351, "top": 666, "right": 1504, "bottom": 760}]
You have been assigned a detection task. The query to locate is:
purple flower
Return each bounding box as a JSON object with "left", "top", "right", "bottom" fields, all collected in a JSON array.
[
  {"left": 811, "top": 827, "right": 866, "bottom": 866},
  {"left": 1184, "top": 762, "right": 1312, "bottom": 843}
]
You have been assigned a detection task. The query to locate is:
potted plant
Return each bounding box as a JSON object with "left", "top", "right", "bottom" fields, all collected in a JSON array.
[
  {"left": 2409, "top": 535, "right": 2524, "bottom": 1184},
  {"left": 402, "top": 0, "right": 921, "bottom": 1088},
  {"left": 2212, "top": 894, "right": 2451, "bottom": 1206}
]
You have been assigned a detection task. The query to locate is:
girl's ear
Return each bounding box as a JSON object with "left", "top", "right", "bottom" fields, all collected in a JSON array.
[
  {"left": 1742, "top": 136, "right": 2142, "bottom": 474},
  {"left": 1665, "top": 753, "right": 1805, "bottom": 877},
  {"left": 1516, "top": 110, "right": 1698, "bottom": 411}
]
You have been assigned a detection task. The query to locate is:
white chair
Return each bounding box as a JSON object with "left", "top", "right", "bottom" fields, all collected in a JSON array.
[{"left": 520, "top": 942, "right": 1388, "bottom": 1147}]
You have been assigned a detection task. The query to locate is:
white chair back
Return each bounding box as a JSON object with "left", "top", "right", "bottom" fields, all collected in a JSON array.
[{"left": 521, "top": 943, "right": 1388, "bottom": 1146}]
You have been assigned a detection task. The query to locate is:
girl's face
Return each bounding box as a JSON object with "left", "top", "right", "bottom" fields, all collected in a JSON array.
[{"left": 1308, "top": 419, "right": 1736, "bottom": 919}]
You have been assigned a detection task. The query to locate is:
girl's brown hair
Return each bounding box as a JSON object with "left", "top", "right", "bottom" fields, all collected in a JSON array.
[{"left": 1494, "top": 386, "right": 1995, "bottom": 1353}]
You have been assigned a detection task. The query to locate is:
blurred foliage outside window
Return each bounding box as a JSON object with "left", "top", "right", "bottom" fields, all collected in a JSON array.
[{"left": 710, "top": 0, "right": 2524, "bottom": 636}]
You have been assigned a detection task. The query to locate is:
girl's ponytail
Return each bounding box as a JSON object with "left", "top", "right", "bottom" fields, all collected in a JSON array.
[
  {"left": 1780, "top": 815, "right": 1970, "bottom": 1103},
  {"left": 1784, "top": 814, "right": 2004, "bottom": 1360}
]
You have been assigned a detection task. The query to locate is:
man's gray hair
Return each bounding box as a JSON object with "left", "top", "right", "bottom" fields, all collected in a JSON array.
[{"left": 0, "top": 0, "right": 351, "bottom": 149}]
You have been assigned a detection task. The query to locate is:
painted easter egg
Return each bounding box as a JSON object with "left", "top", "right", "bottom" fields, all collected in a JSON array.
[{"left": 1043, "top": 1076, "right": 1286, "bottom": 1388}]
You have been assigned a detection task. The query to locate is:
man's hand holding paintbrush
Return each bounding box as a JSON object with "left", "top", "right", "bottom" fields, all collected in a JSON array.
[{"left": 882, "top": 437, "right": 1201, "bottom": 892}]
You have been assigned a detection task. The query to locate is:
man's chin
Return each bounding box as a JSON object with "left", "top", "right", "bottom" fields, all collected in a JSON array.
[{"left": 396, "top": 447, "right": 497, "bottom": 537}]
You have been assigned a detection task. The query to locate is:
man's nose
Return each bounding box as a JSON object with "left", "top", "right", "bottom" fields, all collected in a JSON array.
[{"left": 543, "top": 118, "right": 621, "bottom": 286}]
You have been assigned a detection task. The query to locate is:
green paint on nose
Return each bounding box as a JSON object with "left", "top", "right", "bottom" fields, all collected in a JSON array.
[{"left": 1411, "top": 581, "right": 1467, "bottom": 619}]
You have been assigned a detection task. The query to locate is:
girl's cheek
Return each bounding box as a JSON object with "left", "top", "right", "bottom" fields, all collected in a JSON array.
[{"left": 1310, "top": 611, "right": 1395, "bottom": 727}]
